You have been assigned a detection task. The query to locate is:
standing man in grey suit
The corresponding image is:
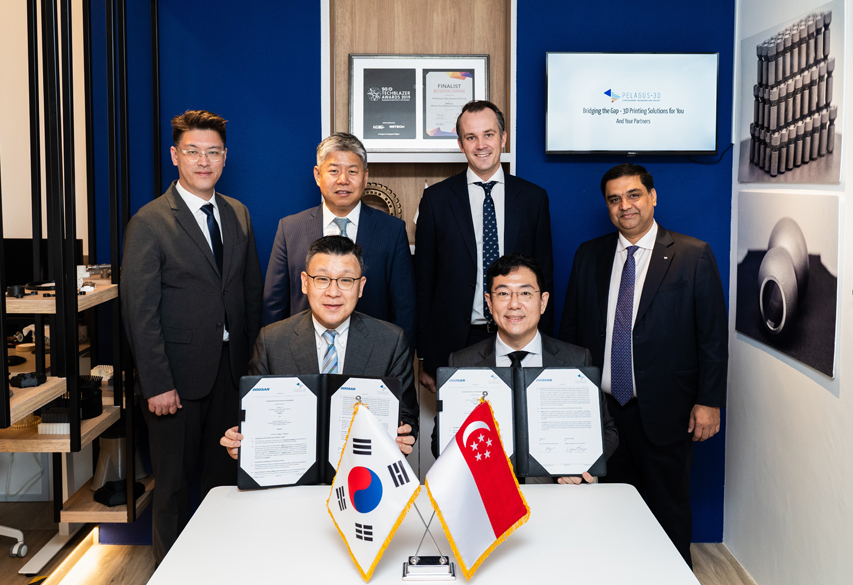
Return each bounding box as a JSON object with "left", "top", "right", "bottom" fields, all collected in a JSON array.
[
  {"left": 121, "top": 110, "right": 263, "bottom": 564},
  {"left": 262, "top": 133, "right": 416, "bottom": 347},
  {"left": 437, "top": 254, "right": 618, "bottom": 479},
  {"left": 415, "top": 101, "right": 553, "bottom": 393},
  {"left": 559, "top": 163, "right": 728, "bottom": 566},
  {"left": 221, "top": 236, "right": 418, "bottom": 460}
]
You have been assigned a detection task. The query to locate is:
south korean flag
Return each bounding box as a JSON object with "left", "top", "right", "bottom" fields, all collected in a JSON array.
[{"left": 327, "top": 403, "right": 420, "bottom": 581}]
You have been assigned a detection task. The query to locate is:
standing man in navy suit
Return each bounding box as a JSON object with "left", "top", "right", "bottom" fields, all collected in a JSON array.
[
  {"left": 559, "top": 163, "right": 728, "bottom": 566},
  {"left": 262, "top": 133, "right": 416, "bottom": 347},
  {"left": 415, "top": 100, "right": 553, "bottom": 392}
]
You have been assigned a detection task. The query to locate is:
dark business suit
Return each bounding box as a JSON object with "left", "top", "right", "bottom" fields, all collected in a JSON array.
[
  {"left": 435, "top": 334, "right": 619, "bottom": 462},
  {"left": 415, "top": 171, "right": 554, "bottom": 374},
  {"left": 121, "top": 181, "right": 263, "bottom": 563},
  {"left": 559, "top": 226, "right": 728, "bottom": 564},
  {"left": 250, "top": 310, "right": 419, "bottom": 437},
  {"left": 262, "top": 204, "right": 416, "bottom": 347}
]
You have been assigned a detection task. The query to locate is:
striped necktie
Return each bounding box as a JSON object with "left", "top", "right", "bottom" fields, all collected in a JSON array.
[{"left": 322, "top": 330, "right": 339, "bottom": 374}]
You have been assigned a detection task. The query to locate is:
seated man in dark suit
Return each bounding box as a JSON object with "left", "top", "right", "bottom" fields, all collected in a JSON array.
[
  {"left": 262, "top": 133, "right": 416, "bottom": 348},
  {"left": 222, "top": 235, "right": 418, "bottom": 458},
  {"left": 436, "top": 253, "right": 618, "bottom": 483}
]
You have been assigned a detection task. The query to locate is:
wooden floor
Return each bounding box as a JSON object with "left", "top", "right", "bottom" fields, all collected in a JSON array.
[{"left": 2, "top": 501, "right": 755, "bottom": 585}]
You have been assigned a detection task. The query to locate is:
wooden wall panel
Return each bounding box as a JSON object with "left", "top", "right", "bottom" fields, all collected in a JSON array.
[{"left": 332, "top": 0, "right": 511, "bottom": 245}]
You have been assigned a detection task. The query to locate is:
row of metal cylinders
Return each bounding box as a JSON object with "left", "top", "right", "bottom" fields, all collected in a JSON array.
[
  {"left": 756, "top": 11, "right": 832, "bottom": 88},
  {"left": 749, "top": 105, "right": 836, "bottom": 177},
  {"left": 753, "top": 57, "right": 834, "bottom": 133}
]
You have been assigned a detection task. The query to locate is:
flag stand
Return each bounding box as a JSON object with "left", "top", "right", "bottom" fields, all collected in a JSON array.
[{"left": 401, "top": 503, "right": 456, "bottom": 580}]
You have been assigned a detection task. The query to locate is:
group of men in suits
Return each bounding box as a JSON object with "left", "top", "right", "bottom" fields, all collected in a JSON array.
[{"left": 121, "top": 103, "right": 727, "bottom": 568}]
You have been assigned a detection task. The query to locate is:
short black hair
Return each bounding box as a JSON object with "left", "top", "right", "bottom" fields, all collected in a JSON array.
[
  {"left": 171, "top": 110, "right": 227, "bottom": 146},
  {"left": 600, "top": 163, "right": 654, "bottom": 196},
  {"left": 305, "top": 235, "right": 364, "bottom": 273},
  {"left": 486, "top": 254, "right": 544, "bottom": 292}
]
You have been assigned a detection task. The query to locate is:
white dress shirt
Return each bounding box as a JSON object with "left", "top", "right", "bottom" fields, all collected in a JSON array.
[
  {"left": 601, "top": 221, "right": 659, "bottom": 396},
  {"left": 175, "top": 180, "right": 228, "bottom": 341},
  {"left": 312, "top": 315, "right": 351, "bottom": 373},
  {"left": 494, "top": 331, "right": 543, "bottom": 367},
  {"left": 322, "top": 200, "right": 361, "bottom": 243},
  {"left": 467, "top": 166, "right": 506, "bottom": 325}
]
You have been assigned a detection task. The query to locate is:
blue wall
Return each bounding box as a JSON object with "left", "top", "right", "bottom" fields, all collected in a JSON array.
[{"left": 517, "top": 0, "right": 735, "bottom": 541}]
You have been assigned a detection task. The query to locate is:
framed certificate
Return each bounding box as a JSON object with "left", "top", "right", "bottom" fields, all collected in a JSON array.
[{"left": 349, "top": 54, "right": 489, "bottom": 152}]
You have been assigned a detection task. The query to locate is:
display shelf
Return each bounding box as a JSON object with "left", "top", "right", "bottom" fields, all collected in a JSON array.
[
  {"left": 5, "top": 278, "right": 117, "bottom": 314},
  {"left": 0, "top": 405, "right": 120, "bottom": 452},
  {"left": 8, "top": 376, "right": 67, "bottom": 425},
  {"left": 60, "top": 474, "right": 155, "bottom": 523}
]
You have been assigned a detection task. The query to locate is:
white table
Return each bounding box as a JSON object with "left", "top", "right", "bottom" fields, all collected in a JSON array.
[{"left": 149, "top": 484, "right": 699, "bottom": 584}]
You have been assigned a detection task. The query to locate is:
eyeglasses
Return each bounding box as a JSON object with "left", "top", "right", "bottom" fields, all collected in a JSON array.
[
  {"left": 488, "top": 290, "right": 540, "bottom": 302},
  {"left": 305, "top": 274, "right": 361, "bottom": 291},
  {"left": 179, "top": 149, "right": 225, "bottom": 163}
]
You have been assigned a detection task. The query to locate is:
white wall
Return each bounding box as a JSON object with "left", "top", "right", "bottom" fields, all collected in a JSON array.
[
  {"left": 0, "top": 0, "right": 89, "bottom": 254},
  {"left": 725, "top": 1, "right": 852, "bottom": 584}
]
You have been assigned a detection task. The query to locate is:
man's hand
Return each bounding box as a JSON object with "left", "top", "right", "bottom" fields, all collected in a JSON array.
[
  {"left": 688, "top": 404, "right": 720, "bottom": 441},
  {"left": 396, "top": 424, "right": 415, "bottom": 455},
  {"left": 220, "top": 426, "right": 243, "bottom": 460},
  {"left": 557, "top": 472, "right": 594, "bottom": 485},
  {"left": 148, "top": 389, "right": 182, "bottom": 416},
  {"left": 418, "top": 369, "right": 437, "bottom": 394}
]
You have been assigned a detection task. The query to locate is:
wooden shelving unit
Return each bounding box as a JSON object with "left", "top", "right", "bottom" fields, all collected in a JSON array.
[
  {"left": 0, "top": 406, "right": 120, "bottom": 453},
  {"left": 5, "top": 279, "right": 117, "bottom": 314},
  {"left": 7, "top": 377, "right": 67, "bottom": 425},
  {"left": 60, "top": 475, "right": 155, "bottom": 524}
]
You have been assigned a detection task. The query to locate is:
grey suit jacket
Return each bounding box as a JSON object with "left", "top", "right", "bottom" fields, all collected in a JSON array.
[
  {"left": 249, "top": 310, "right": 419, "bottom": 437},
  {"left": 442, "top": 334, "right": 619, "bottom": 463},
  {"left": 121, "top": 181, "right": 263, "bottom": 400}
]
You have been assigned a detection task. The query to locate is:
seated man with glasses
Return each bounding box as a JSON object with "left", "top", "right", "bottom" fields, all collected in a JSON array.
[
  {"left": 220, "top": 235, "right": 418, "bottom": 461},
  {"left": 433, "top": 254, "right": 618, "bottom": 483}
]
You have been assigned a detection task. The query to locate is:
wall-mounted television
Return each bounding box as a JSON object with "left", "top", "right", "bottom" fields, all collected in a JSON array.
[{"left": 546, "top": 52, "right": 719, "bottom": 155}]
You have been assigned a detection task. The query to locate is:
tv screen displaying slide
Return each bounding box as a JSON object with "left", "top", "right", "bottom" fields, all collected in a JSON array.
[{"left": 546, "top": 53, "right": 719, "bottom": 155}]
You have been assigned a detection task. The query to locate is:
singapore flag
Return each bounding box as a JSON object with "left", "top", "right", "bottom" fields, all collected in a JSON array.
[{"left": 426, "top": 401, "right": 530, "bottom": 579}]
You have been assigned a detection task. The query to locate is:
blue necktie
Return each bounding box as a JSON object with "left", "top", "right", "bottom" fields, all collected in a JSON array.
[
  {"left": 322, "top": 330, "right": 339, "bottom": 374},
  {"left": 611, "top": 245, "right": 639, "bottom": 406},
  {"left": 200, "top": 204, "right": 223, "bottom": 275},
  {"left": 333, "top": 217, "right": 350, "bottom": 239},
  {"left": 475, "top": 181, "right": 499, "bottom": 325}
]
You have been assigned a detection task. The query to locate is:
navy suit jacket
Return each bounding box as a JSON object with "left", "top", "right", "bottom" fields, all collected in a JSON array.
[
  {"left": 414, "top": 171, "right": 554, "bottom": 373},
  {"left": 558, "top": 226, "right": 728, "bottom": 446},
  {"left": 262, "top": 204, "right": 416, "bottom": 348}
]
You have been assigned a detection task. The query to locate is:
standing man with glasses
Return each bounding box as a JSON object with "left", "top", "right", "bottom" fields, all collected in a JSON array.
[
  {"left": 220, "top": 235, "right": 419, "bottom": 461},
  {"left": 558, "top": 163, "right": 728, "bottom": 566},
  {"left": 121, "top": 110, "right": 263, "bottom": 564},
  {"left": 262, "top": 133, "right": 415, "bottom": 349},
  {"left": 415, "top": 100, "right": 554, "bottom": 393}
]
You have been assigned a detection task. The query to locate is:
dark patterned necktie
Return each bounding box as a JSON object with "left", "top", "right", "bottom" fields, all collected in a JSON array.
[
  {"left": 611, "top": 245, "right": 639, "bottom": 406},
  {"left": 200, "top": 204, "right": 223, "bottom": 274},
  {"left": 508, "top": 350, "right": 529, "bottom": 368},
  {"left": 475, "top": 181, "right": 499, "bottom": 324}
]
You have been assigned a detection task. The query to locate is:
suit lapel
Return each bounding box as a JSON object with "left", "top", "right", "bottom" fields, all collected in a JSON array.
[
  {"left": 448, "top": 173, "right": 477, "bottom": 264},
  {"left": 289, "top": 312, "right": 320, "bottom": 374},
  {"left": 342, "top": 313, "right": 373, "bottom": 374},
  {"left": 503, "top": 176, "right": 522, "bottom": 254},
  {"left": 476, "top": 338, "right": 497, "bottom": 367},
  {"left": 541, "top": 335, "right": 562, "bottom": 367},
  {"left": 167, "top": 185, "right": 220, "bottom": 278},
  {"left": 307, "top": 205, "right": 324, "bottom": 246},
  {"left": 355, "top": 204, "right": 376, "bottom": 250},
  {"left": 216, "top": 193, "right": 235, "bottom": 280},
  {"left": 596, "top": 234, "right": 619, "bottom": 326},
  {"left": 636, "top": 226, "right": 675, "bottom": 324}
]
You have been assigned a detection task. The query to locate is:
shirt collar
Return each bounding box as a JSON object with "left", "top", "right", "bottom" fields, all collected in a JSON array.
[
  {"left": 312, "top": 315, "right": 351, "bottom": 339},
  {"left": 617, "top": 220, "right": 658, "bottom": 252},
  {"left": 466, "top": 166, "right": 505, "bottom": 186},
  {"left": 176, "top": 180, "right": 217, "bottom": 214},
  {"left": 495, "top": 330, "right": 542, "bottom": 359},
  {"left": 322, "top": 200, "right": 362, "bottom": 229}
]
